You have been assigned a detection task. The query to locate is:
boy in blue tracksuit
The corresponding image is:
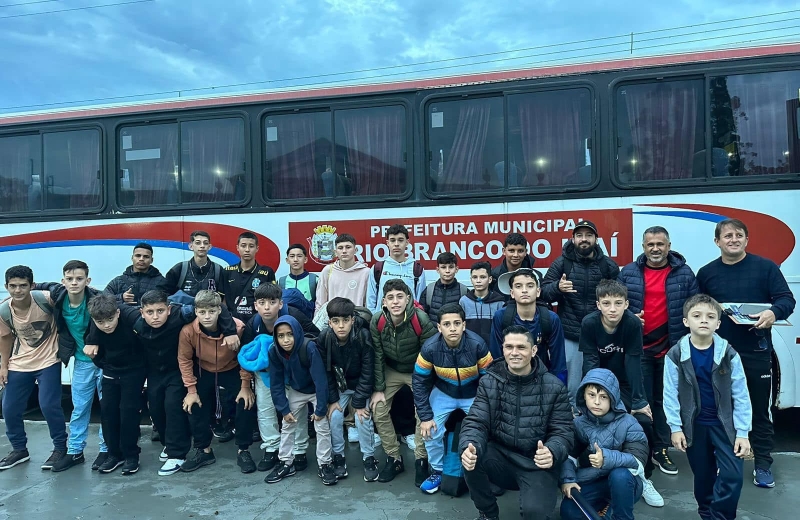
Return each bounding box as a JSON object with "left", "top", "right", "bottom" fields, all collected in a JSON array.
[
  {"left": 664, "top": 294, "right": 752, "bottom": 520},
  {"left": 560, "top": 369, "right": 647, "bottom": 520}
]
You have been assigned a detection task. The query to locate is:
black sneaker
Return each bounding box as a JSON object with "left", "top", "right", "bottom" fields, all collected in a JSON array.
[
  {"left": 0, "top": 450, "right": 30, "bottom": 470},
  {"left": 92, "top": 452, "right": 109, "bottom": 471},
  {"left": 98, "top": 455, "right": 124, "bottom": 474},
  {"left": 652, "top": 448, "right": 678, "bottom": 475},
  {"left": 363, "top": 456, "right": 379, "bottom": 482},
  {"left": 294, "top": 453, "right": 308, "bottom": 471},
  {"left": 414, "top": 458, "right": 430, "bottom": 487},
  {"left": 257, "top": 451, "right": 278, "bottom": 472},
  {"left": 318, "top": 463, "right": 338, "bottom": 486},
  {"left": 237, "top": 450, "right": 257, "bottom": 474},
  {"left": 332, "top": 453, "right": 348, "bottom": 478},
  {"left": 150, "top": 427, "right": 160, "bottom": 443},
  {"left": 121, "top": 458, "right": 140, "bottom": 475},
  {"left": 51, "top": 452, "right": 85, "bottom": 473},
  {"left": 474, "top": 513, "right": 499, "bottom": 520},
  {"left": 41, "top": 450, "right": 65, "bottom": 470},
  {"left": 212, "top": 425, "right": 235, "bottom": 443},
  {"left": 265, "top": 461, "right": 296, "bottom": 484},
  {"left": 377, "top": 455, "right": 405, "bottom": 483},
  {"left": 181, "top": 448, "right": 216, "bottom": 472}
]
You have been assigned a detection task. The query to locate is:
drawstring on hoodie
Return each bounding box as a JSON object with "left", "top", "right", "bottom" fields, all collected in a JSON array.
[{"left": 196, "top": 333, "right": 223, "bottom": 420}]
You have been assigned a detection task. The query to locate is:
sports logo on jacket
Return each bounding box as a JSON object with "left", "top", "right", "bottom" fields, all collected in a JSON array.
[
  {"left": 307, "top": 224, "right": 337, "bottom": 265},
  {"left": 252, "top": 278, "right": 261, "bottom": 289}
]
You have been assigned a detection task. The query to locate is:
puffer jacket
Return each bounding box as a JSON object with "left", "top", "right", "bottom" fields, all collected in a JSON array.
[
  {"left": 490, "top": 254, "right": 535, "bottom": 294},
  {"left": 618, "top": 251, "right": 699, "bottom": 348},
  {"left": 420, "top": 280, "right": 468, "bottom": 323},
  {"left": 541, "top": 242, "right": 620, "bottom": 341},
  {"left": 316, "top": 318, "right": 375, "bottom": 410},
  {"left": 412, "top": 330, "right": 493, "bottom": 421},
  {"left": 560, "top": 369, "right": 648, "bottom": 484},
  {"left": 458, "top": 357, "right": 574, "bottom": 469},
  {"left": 104, "top": 265, "right": 166, "bottom": 305},
  {"left": 370, "top": 299, "right": 437, "bottom": 392},
  {"left": 35, "top": 282, "right": 102, "bottom": 365},
  {"left": 459, "top": 289, "right": 506, "bottom": 346}
]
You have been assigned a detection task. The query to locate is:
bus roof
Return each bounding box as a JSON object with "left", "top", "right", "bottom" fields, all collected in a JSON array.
[{"left": 2, "top": 43, "right": 799, "bottom": 127}]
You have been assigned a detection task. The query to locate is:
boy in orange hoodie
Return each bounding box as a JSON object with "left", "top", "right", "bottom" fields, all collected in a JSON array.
[{"left": 178, "top": 290, "right": 256, "bottom": 473}]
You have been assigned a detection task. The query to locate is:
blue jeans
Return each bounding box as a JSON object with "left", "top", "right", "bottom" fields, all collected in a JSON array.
[
  {"left": 422, "top": 387, "right": 474, "bottom": 472},
  {"left": 67, "top": 359, "right": 106, "bottom": 454},
  {"left": 2, "top": 363, "right": 67, "bottom": 452},
  {"left": 560, "top": 468, "right": 643, "bottom": 520},
  {"left": 330, "top": 389, "right": 374, "bottom": 460}
]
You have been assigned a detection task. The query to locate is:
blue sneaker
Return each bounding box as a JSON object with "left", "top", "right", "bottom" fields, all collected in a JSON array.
[
  {"left": 753, "top": 468, "right": 775, "bottom": 488},
  {"left": 420, "top": 471, "right": 442, "bottom": 494}
]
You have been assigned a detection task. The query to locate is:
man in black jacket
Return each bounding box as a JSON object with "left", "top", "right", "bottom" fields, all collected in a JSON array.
[
  {"left": 459, "top": 325, "right": 573, "bottom": 520},
  {"left": 541, "top": 220, "right": 620, "bottom": 407},
  {"left": 104, "top": 243, "right": 166, "bottom": 306}
]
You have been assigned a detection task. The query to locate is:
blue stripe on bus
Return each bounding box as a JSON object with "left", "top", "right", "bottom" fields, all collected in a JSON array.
[{"left": 632, "top": 210, "right": 727, "bottom": 223}]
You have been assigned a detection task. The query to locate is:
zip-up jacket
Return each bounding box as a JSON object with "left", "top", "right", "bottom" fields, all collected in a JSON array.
[
  {"left": 35, "top": 282, "right": 101, "bottom": 365},
  {"left": 104, "top": 265, "right": 167, "bottom": 306},
  {"left": 178, "top": 318, "right": 248, "bottom": 393},
  {"left": 459, "top": 289, "right": 506, "bottom": 347},
  {"left": 86, "top": 304, "right": 145, "bottom": 376},
  {"left": 420, "top": 279, "right": 468, "bottom": 323},
  {"left": 315, "top": 319, "right": 374, "bottom": 409}
]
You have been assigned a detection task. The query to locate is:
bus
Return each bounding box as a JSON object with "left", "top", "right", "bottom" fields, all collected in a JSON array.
[{"left": 0, "top": 44, "right": 798, "bottom": 405}]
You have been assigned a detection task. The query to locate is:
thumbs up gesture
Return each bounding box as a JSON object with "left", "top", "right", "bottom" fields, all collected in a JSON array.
[
  {"left": 534, "top": 439, "right": 553, "bottom": 469},
  {"left": 461, "top": 442, "right": 478, "bottom": 472},
  {"left": 558, "top": 273, "right": 577, "bottom": 293},
  {"left": 122, "top": 286, "right": 135, "bottom": 304},
  {"left": 635, "top": 311, "right": 645, "bottom": 326},
  {"left": 589, "top": 442, "right": 604, "bottom": 469}
]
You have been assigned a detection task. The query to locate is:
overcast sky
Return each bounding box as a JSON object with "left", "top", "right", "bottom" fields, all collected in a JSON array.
[{"left": 1, "top": 0, "right": 798, "bottom": 113}]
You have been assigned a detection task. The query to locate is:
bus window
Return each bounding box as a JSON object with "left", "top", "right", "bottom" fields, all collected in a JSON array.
[
  {"left": 0, "top": 134, "right": 41, "bottom": 213},
  {"left": 334, "top": 105, "right": 406, "bottom": 197},
  {"left": 264, "top": 111, "right": 331, "bottom": 200},
  {"left": 428, "top": 97, "right": 503, "bottom": 193},
  {"left": 710, "top": 70, "right": 800, "bottom": 177},
  {"left": 43, "top": 129, "right": 101, "bottom": 210},
  {"left": 616, "top": 79, "right": 704, "bottom": 183},
  {"left": 180, "top": 118, "right": 246, "bottom": 203},
  {"left": 119, "top": 123, "right": 179, "bottom": 207},
  {"left": 507, "top": 88, "right": 593, "bottom": 188}
]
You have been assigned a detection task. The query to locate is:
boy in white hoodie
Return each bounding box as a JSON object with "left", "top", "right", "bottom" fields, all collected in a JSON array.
[
  {"left": 366, "top": 224, "right": 426, "bottom": 314},
  {"left": 316, "top": 234, "right": 371, "bottom": 311}
]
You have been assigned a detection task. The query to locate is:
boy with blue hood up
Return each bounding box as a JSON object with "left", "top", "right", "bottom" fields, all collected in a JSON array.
[
  {"left": 266, "top": 315, "right": 336, "bottom": 486},
  {"left": 560, "top": 369, "right": 647, "bottom": 520}
]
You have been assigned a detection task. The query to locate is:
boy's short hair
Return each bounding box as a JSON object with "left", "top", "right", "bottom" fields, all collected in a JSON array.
[
  {"left": 140, "top": 290, "right": 168, "bottom": 307},
  {"left": 327, "top": 297, "right": 355, "bottom": 319},
  {"left": 715, "top": 218, "right": 748, "bottom": 239},
  {"left": 190, "top": 230, "right": 211, "bottom": 243},
  {"left": 503, "top": 233, "right": 527, "bottom": 248},
  {"left": 583, "top": 383, "right": 609, "bottom": 397},
  {"left": 194, "top": 290, "right": 222, "bottom": 309},
  {"left": 5, "top": 265, "right": 33, "bottom": 285},
  {"left": 382, "top": 278, "right": 411, "bottom": 297},
  {"left": 286, "top": 243, "right": 307, "bottom": 256},
  {"left": 254, "top": 283, "right": 282, "bottom": 301},
  {"left": 596, "top": 279, "right": 628, "bottom": 301},
  {"left": 385, "top": 224, "right": 409, "bottom": 239},
  {"left": 438, "top": 303, "right": 465, "bottom": 321},
  {"left": 88, "top": 293, "right": 119, "bottom": 321},
  {"left": 238, "top": 231, "right": 258, "bottom": 245},
  {"left": 683, "top": 294, "right": 723, "bottom": 319},
  {"left": 63, "top": 260, "right": 89, "bottom": 276},
  {"left": 436, "top": 252, "right": 458, "bottom": 266},
  {"left": 133, "top": 242, "right": 153, "bottom": 253},
  {"left": 470, "top": 261, "right": 492, "bottom": 275},
  {"left": 502, "top": 324, "right": 534, "bottom": 346},
  {"left": 335, "top": 233, "right": 357, "bottom": 246},
  {"left": 507, "top": 268, "right": 540, "bottom": 288}
]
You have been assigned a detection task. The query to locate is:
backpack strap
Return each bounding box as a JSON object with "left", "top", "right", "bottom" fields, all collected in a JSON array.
[
  {"left": 413, "top": 262, "right": 423, "bottom": 293},
  {"left": 213, "top": 263, "right": 221, "bottom": 285},
  {"left": 537, "top": 303, "right": 552, "bottom": 342},
  {"left": 308, "top": 274, "right": 318, "bottom": 301},
  {"left": 562, "top": 258, "right": 573, "bottom": 280},
  {"left": 425, "top": 282, "right": 436, "bottom": 310},
  {"left": 459, "top": 283, "right": 468, "bottom": 298},
  {"left": 31, "top": 291, "right": 53, "bottom": 314},
  {"left": 410, "top": 312, "right": 423, "bottom": 337},
  {"left": 0, "top": 299, "right": 14, "bottom": 337},
  {"left": 377, "top": 314, "right": 387, "bottom": 334},
  {"left": 298, "top": 337, "right": 313, "bottom": 369},
  {"left": 177, "top": 261, "right": 190, "bottom": 290},
  {"left": 373, "top": 261, "right": 384, "bottom": 286},
  {"left": 278, "top": 275, "right": 287, "bottom": 290},
  {"left": 501, "top": 302, "right": 517, "bottom": 331}
]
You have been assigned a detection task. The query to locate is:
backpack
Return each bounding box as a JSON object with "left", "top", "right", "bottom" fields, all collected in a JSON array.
[
  {"left": 425, "top": 281, "right": 468, "bottom": 309},
  {"left": 296, "top": 335, "right": 319, "bottom": 369},
  {"left": 281, "top": 288, "right": 315, "bottom": 319},
  {"left": 373, "top": 260, "right": 424, "bottom": 294},
  {"left": 177, "top": 261, "right": 221, "bottom": 291},
  {"left": 440, "top": 419, "right": 468, "bottom": 497},
  {"left": 562, "top": 257, "right": 616, "bottom": 281},
  {"left": 500, "top": 301, "right": 553, "bottom": 343},
  {"left": 353, "top": 306, "right": 373, "bottom": 325},
  {"left": 278, "top": 274, "right": 318, "bottom": 302},
  {"left": 0, "top": 291, "right": 53, "bottom": 338},
  {"left": 376, "top": 310, "right": 423, "bottom": 337}
]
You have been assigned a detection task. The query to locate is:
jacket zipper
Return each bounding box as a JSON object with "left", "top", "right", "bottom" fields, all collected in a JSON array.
[{"left": 513, "top": 378, "right": 521, "bottom": 446}]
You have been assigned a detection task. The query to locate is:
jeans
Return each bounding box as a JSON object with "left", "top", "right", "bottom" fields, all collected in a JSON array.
[
  {"left": 640, "top": 354, "right": 670, "bottom": 449},
  {"left": 186, "top": 367, "right": 256, "bottom": 451},
  {"left": 147, "top": 369, "right": 191, "bottom": 459},
  {"left": 278, "top": 387, "right": 332, "bottom": 466},
  {"left": 254, "top": 376, "right": 307, "bottom": 454},
  {"left": 422, "top": 387, "right": 474, "bottom": 472},
  {"left": 101, "top": 369, "right": 146, "bottom": 460},
  {"left": 373, "top": 366, "right": 426, "bottom": 460},
  {"left": 686, "top": 422, "right": 744, "bottom": 520},
  {"left": 565, "top": 338, "right": 583, "bottom": 408},
  {"left": 330, "top": 389, "right": 374, "bottom": 460},
  {"left": 560, "top": 468, "right": 643, "bottom": 520},
  {"left": 2, "top": 363, "right": 66, "bottom": 452},
  {"left": 68, "top": 359, "right": 106, "bottom": 455}
]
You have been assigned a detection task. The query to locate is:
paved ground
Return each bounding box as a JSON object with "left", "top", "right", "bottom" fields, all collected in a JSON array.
[{"left": 0, "top": 422, "right": 797, "bottom": 520}]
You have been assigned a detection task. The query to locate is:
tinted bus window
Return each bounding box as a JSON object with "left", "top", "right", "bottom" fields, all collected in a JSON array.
[
  {"left": 428, "top": 97, "right": 503, "bottom": 193},
  {"left": 180, "top": 118, "right": 246, "bottom": 203},
  {"left": 43, "top": 129, "right": 101, "bottom": 210},
  {"left": 616, "top": 79, "right": 704, "bottom": 183},
  {"left": 333, "top": 105, "right": 406, "bottom": 197},
  {"left": 264, "top": 111, "right": 332, "bottom": 200},
  {"left": 507, "top": 89, "right": 593, "bottom": 188},
  {"left": 119, "top": 123, "right": 179, "bottom": 207},
  {"left": 0, "top": 134, "right": 41, "bottom": 213},
  {"left": 711, "top": 71, "right": 800, "bottom": 177}
]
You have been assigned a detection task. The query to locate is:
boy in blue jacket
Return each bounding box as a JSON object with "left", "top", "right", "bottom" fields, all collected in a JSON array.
[
  {"left": 664, "top": 294, "right": 752, "bottom": 520},
  {"left": 560, "top": 369, "right": 647, "bottom": 520},
  {"left": 266, "top": 315, "right": 336, "bottom": 486}
]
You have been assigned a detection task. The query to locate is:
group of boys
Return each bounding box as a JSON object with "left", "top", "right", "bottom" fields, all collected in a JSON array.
[{"left": 0, "top": 218, "right": 794, "bottom": 520}]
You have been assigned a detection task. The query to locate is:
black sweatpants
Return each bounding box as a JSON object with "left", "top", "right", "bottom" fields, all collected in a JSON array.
[
  {"left": 741, "top": 353, "right": 773, "bottom": 470},
  {"left": 147, "top": 369, "right": 191, "bottom": 459},
  {"left": 621, "top": 393, "right": 655, "bottom": 479},
  {"left": 686, "top": 422, "right": 743, "bottom": 520},
  {"left": 187, "top": 367, "right": 256, "bottom": 451},
  {"left": 464, "top": 442, "right": 559, "bottom": 520},
  {"left": 101, "top": 368, "right": 146, "bottom": 460},
  {"left": 640, "top": 354, "right": 670, "bottom": 450}
]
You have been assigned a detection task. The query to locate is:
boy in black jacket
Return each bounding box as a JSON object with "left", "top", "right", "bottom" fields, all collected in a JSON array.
[{"left": 420, "top": 253, "right": 467, "bottom": 324}]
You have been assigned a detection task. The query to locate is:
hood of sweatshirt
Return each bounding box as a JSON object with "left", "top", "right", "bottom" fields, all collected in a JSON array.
[
  {"left": 272, "top": 315, "right": 306, "bottom": 358},
  {"left": 333, "top": 260, "right": 369, "bottom": 273},
  {"left": 122, "top": 265, "right": 164, "bottom": 278},
  {"left": 463, "top": 289, "right": 506, "bottom": 304},
  {"left": 576, "top": 368, "right": 627, "bottom": 422}
]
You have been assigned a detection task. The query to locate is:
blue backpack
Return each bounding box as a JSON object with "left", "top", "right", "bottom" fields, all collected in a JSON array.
[
  {"left": 281, "top": 288, "right": 314, "bottom": 319},
  {"left": 441, "top": 419, "right": 468, "bottom": 497}
]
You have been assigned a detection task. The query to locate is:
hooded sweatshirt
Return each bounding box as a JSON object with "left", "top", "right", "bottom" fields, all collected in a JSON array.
[
  {"left": 459, "top": 289, "right": 506, "bottom": 346},
  {"left": 560, "top": 369, "right": 648, "bottom": 485},
  {"left": 316, "top": 260, "right": 371, "bottom": 311},
  {"left": 366, "top": 257, "right": 427, "bottom": 313},
  {"left": 177, "top": 317, "right": 248, "bottom": 393}
]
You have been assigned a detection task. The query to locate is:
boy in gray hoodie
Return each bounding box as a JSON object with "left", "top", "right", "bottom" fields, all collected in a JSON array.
[{"left": 366, "top": 224, "right": 426, "bottom": 313}]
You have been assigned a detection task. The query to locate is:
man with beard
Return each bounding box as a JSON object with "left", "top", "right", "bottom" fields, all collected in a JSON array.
[{"left": 541, "top": 221, "right": 620, "bottom": 407}]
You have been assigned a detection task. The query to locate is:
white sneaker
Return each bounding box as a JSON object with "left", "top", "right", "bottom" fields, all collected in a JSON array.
[
  {"left": 158, "top": 458, "right": 184, "bottom": 476},
  {"left": 403, "top": 434, "right": 416, "bottom": 451},
  {"left": 373, "top": 433, "right": 381, "bottom": 447},
  {"left": 348, "top": 427, "right": 359, "bottom": 443},
  {"left": 642, "top": 479, "right": 665, "bottom": 507},
  {"left": 159, "top": 448, "right": 168, "bottom": 462}
]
